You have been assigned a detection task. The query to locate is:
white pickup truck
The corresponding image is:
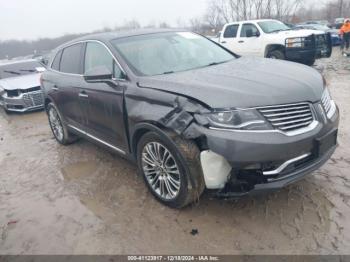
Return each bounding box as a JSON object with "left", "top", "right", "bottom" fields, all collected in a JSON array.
[{"left": 217, "top": 19, "right": 332, "bottom": 65}]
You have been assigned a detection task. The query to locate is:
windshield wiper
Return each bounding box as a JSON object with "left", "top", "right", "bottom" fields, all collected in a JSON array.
[
  {"left": 269, "top": 29, "right": 291, "bottom": 33},
  {"left": 207, "top": 61, "right": 228, "bottom": 67},
  {"left": 162, "top": 71, "right": 175, "bottom": 75},
  {"left": 20, "top": 69, "right": 36, "bottom": 73},
  {"left": 3, "top": 70, "right": 21, "bottom": 75}
]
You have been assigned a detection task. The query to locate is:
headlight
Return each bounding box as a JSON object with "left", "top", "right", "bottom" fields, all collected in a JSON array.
[
  {"left": 205, "top": 109, "right": 271, "bottom": 130},
  {"left": 286, "top": 37, "right": 305, "bottom": 48}
]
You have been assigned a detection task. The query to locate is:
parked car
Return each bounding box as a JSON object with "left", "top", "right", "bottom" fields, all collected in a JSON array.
[
  {"left": 305, "top": 20, "right": 331, "bottom": 27},
  {"left": 41, "top": 29, "right": 339, "bottom": 208},
  {"left": 334, "top": 18, "right": 345, "bottom": 29},
  {"left": 296, "top": 23, "right": 342, "bottom": 46},
  {"left": 0, "top": 60, "right": 46, "bottom": 112},
  {"left": 218, "top": 19, "right": 332, "bottom": 66}
]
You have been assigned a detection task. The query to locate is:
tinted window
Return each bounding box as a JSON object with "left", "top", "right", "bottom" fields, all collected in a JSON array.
[
  {"left": 0, "top": 61, "right": 43, "bottom": 79},
  {"left": 240, "top": 24, "right": 259, "bottom": 37},
  {"left": 223, "top": 24, "right": 239, "bottom": 38},
  {"left": 111, "top": 32, "right": 235, "bottom": 76},
  {"left": 84, "top": 42, "right": 123, "bottom": 78},
  {"left": 60, "top": 44, "right": 83, "bottom": 74},
  {"left": 51, "top": 50, "right": 62, "bottom": 71}
]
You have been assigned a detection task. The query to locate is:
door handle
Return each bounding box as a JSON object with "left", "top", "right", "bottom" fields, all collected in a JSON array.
[
  {"left": 238, "top": 40, "right": 245, "bottom": 43},
  {"left": 221, "top": 41, "right": 227, "bottom": 44},
  {"left": 79, "top": 91, "right": 89, "bottom": 98},
  {"left": 52, "top": 85, "right": 59, "bottom": 91}
]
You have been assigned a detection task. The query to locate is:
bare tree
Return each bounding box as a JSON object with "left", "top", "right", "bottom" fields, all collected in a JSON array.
[{"left": 205, "top": 0, "right": 304, "bottom": 25}]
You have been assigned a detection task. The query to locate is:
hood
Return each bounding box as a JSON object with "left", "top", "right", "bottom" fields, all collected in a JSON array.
[
  {"left": 276, "top": 29, "right": 325, "bottom": 38},
  {"left": 137, "top": 57, "right": 324, "bottom": 109},
  {"left": 0, "top": 73, "right": 41, "bottom": 91}
]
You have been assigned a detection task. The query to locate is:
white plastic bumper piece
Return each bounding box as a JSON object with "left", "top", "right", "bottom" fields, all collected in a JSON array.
[{"left": 200, "top": 150, "right": 232, "bottom": 189}]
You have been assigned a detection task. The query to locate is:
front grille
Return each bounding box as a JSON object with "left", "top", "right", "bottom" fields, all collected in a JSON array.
[
  {"left": 23, "top": 91, "right": 44, "bottom": 107},
  {"left": 258, "top": 103, "right": 314, "bottom": 132},
  {"left": 315, "top": 34, "right": 327, "bottom": 48}
]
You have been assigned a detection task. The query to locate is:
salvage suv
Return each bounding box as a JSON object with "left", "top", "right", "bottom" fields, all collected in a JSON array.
[
  {"left": 41, "top": 29, "right": 339, "bottom": 208},
  {"left": 218, "top": 19, "right": 332, "bottom": 65}
]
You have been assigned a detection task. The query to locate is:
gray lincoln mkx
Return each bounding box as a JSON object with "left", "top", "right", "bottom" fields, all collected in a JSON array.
[{"left": 41, "top": 29, "right": 339, "bottom": 208}]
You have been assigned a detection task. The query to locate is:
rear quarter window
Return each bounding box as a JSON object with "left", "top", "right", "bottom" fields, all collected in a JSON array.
[{"left": 59, "top": 43, "right": 84, "bottom": 74}]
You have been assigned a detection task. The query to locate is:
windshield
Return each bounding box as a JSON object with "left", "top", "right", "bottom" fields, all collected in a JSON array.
[
  {"left": 258, "top": 21, "right": 291, "bottom": 33},
  {"left": 0, "top": 61, "right": 43, "bottom": 79},
  {"left": 111, "top": 32, "right": 235, "bottom": 76}
]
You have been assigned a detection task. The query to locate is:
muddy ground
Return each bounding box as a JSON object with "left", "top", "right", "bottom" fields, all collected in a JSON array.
[{"left": 0, "top": 50, "right": 350, "bottom": 255}]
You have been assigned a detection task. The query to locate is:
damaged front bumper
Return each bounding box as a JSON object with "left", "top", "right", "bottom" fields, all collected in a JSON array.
[
  {"left": 193, "top": 104, "right": 339, "bottom": 198},
  {"left": 0, "top": 91, "right": 44, "bottom": 112}
]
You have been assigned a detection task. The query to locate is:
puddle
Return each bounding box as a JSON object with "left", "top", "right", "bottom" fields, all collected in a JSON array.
[{"left": 61, "top": 161, "right": 99, "bottom": 181}]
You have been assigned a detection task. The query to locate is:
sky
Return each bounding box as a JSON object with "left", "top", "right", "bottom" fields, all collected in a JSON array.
[{"left": 0, "top": 0, "right": 209, "bottom": 41}]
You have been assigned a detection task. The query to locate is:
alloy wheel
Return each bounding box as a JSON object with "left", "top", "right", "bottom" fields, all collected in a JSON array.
[
  {"left": 49, "top": 107, "right": 64, "bottom": 142},
  {"left": 141, "top": 142, "right": 181, "bottom": 200}
]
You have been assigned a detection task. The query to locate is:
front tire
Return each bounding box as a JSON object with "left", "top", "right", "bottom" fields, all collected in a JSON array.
[
  {"left": 137, "top": 131, "right": 205, "bottom": 208},
  {"left": 47, "top": 103, "right": 78, "bottom": 145},
  {"left": 267, "top": 50, "right": 285, "bottom": 60}
]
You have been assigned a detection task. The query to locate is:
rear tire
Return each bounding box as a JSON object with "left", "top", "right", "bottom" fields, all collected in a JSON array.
[
  {"left": 47, "top": 103, "right": 78, "bottom": 145},
  {"left": 267, "top": 50, "right": 285, "bottom": 60},
  {"left": 137, "top": 131, "right": 205, "bottom": 209}
]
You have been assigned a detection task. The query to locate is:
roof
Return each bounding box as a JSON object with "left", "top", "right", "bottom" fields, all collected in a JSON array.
[
  {"left": 225, "top": 19, "right": 278, "bottom": 25},
  {"left": 58, "top": 28, "right": 183, "bottom": 49}
]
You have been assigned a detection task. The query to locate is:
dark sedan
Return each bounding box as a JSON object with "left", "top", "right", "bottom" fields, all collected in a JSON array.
[{"left": 41, "top": 29, "right": 339, "bottom": 208}]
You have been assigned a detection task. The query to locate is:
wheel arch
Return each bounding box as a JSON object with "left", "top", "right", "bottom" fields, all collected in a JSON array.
[
  {"left": 44, "top": 97, "right": 53, "bottom": 111},
  {"left": 131, "top": 122, "right": 180, "bottom": 158}
]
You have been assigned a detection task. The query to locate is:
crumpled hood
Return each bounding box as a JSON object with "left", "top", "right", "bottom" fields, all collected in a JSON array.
[
  {"left": 138, "top": 57, "right": 324, "bottom": 109},
  {"left": 0, "top": 73, "right": 41, "bottom": 91}
]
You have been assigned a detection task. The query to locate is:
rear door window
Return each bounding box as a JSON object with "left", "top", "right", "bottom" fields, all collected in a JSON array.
[
  {"left": 223, "top": 24, "right": 239, "bottom": 38},
  {"left": 51, "top": 50, "right": 62, "bottom": 71},
  {"left": 60, "top": 43, "right": 84, "bottom": 74}
]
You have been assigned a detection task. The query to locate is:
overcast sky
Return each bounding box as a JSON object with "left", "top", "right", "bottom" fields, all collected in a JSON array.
[{"left": 0, "top": 0, "right": 209, "bottom": 41}]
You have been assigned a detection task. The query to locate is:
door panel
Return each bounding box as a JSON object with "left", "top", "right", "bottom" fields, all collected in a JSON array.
[
  {"left": 55, "top": 76, "right": 84, "bottom": 128},
  {"left": 220, "top": 24, "right": 241, "bottom": 54},
  {"left": 80, "top": 41, "right": 128, "bottom": 151},
  {"left": 51, "top": 43, "right": 85, "bottom": 128},
  {"left": 79, "top": 82, "right": 128, "bottom": 151},
  {"left": 236, "top": 23, "right": 262, "bottom": 57}
]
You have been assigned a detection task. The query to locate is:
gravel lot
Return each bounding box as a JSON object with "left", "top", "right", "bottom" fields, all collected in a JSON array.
[{"left": 0, "top": 50, "right": 350, "bottom": 255}]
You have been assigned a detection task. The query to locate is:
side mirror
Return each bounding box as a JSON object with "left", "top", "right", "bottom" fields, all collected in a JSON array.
[
  {"left": 84, "top": 66, "right": 113, "bottom": 82},
  {"left": 246, "top": 29, "right": 260, "bottom": 38},
  {"left": 36, "top": 67, "right": 46, "bottom": 73}
]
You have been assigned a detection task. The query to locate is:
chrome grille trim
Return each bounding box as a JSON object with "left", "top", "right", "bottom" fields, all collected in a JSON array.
[
  {"left": 321, "top": 89, "right": 336, "bottom": 119},
  {"left": 257, "top": 102, "right": 315, "bottom": 133},
  {"left": 263, "top": 153, "right": 311, "bottom": 176},
  {"left": 23, "top": 90, "right": 44, "bottom": 107}
]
